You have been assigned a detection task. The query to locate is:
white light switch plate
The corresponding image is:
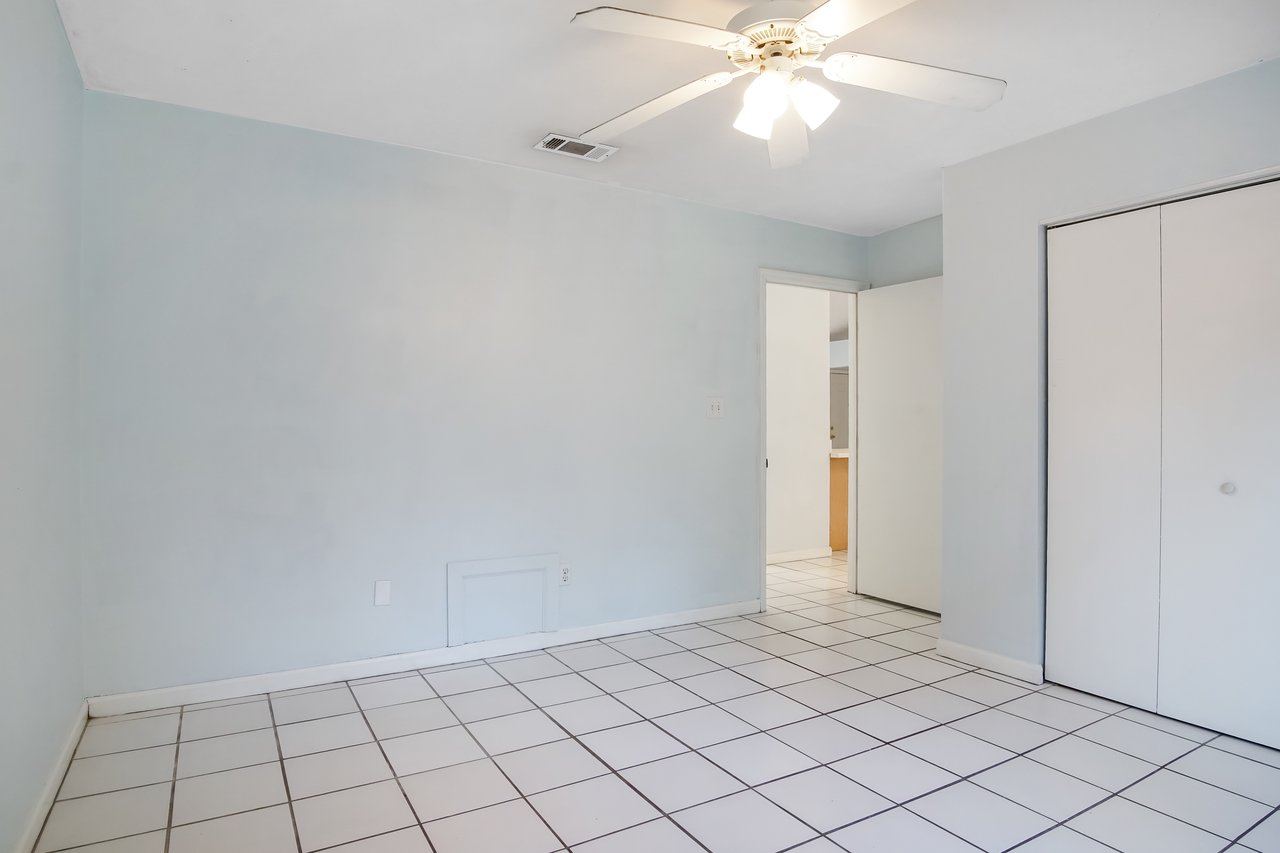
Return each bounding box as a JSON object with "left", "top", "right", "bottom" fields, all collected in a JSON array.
[
  {"left": 706, "top": 397, "right": 725, "bottom": 418},
  {"left": 374, "top": 580, "right": 391, "bottom": 606}
]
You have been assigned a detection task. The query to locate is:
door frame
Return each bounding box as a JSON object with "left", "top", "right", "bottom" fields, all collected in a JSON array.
[{"left": 758, "top": 269, "right": 867, "bottom": 610}]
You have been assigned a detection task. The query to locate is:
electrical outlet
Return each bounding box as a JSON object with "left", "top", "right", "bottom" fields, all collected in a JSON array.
[
  {"left": 374, "top": 580, "right": 391, "bottom": 606},
  {"left": 560, "top": 563, "right": 571, "bottom": 586},
  {"left": 706, "top": 397, "right": 725, "bottom": 419}
]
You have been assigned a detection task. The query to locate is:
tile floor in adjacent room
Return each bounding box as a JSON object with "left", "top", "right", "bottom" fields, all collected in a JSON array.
[{"left": 35, "top": 554, "right": 1280, "bottom": 853}]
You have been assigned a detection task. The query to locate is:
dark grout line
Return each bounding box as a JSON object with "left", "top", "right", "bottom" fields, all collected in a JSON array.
[
  {"left": 306, "top": 825, "right": 432, "bottom": 853},
  {"left": 160, "top": 706, "right": 183, "bottom": 853},
  {"left": 341, "top": 682, "right": 438, "bottom": 853},
  {"left": 62, "top": 736, "right": 178, "bottom": 762},
  {"left": 265, "top": 689, "right": 306, "bottom": 853},
  {"left": 1227, "top": 803, "right": 1278, "bottom": 852},
  {"left": 84, "top": 707, "right": 183, "bottom": 726},
  {"left": 1203, "top": 738, "right": 1280, "bottom": 774},
  {"left": 41, "top": 828, "right": 172, "bottom": 853},
  {"left": 51, "top": 777, "right": 207, "bottom": 805}
]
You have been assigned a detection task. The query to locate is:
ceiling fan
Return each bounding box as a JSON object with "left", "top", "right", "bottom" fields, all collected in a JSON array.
[{"left": 570, "top": 0, "right": 1006, "bottom": 168}]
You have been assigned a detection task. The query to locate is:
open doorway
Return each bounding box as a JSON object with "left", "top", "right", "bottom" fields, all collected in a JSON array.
[
  {"left": 759, "top": 271, "right": 861, "bottom": 602},
  {"left": 760, "top": 270, "right": 944, "bottom": 616}
]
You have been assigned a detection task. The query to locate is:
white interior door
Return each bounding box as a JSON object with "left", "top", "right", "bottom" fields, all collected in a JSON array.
[
  {"left": 856, "top": 277, "right": 942, "bottom": 611},
  {"left": 766, "top": 283, "right": 831, "bottom": 561},
  {"left": 1159, "top": 179, "right": 1280, "bottom": 748},
  {"left": 1045, "top": 207, "right": 1162, "bottom": 710}
]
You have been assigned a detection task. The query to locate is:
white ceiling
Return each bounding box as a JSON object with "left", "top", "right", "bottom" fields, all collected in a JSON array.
[{"left": 57, "top": 0, "right": 1280, "bottom": 235}]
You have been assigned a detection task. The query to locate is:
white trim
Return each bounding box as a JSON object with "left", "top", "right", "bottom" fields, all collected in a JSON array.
[
  {"left": 936, "top": 639, "right": 1045, "bottom": 685},
  {"left": 758, "top": 268, "right": 867, "bottom": 607},
  {"left": 18, "top": 701, "right": 87, "bottom": 853},
  {"left": 87, "top": 599, "right": 762, "bottom": 718},
  {"left": 1042, "top": 166, "right": 1280, "bottom": 228},
  {"left": 766, "top": 546, "right": 833, "bottom": 563},
  {"left": 758, "top": 268, "right": 864, "bottom": 294}
]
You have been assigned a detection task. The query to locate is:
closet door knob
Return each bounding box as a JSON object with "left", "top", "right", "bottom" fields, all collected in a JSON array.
[{"left": 1220, "top": 482, "right": 1237, "bottom": 495}]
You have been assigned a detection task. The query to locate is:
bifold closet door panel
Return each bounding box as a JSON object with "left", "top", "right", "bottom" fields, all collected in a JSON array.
[
  {"left": 1045, "top": 207, "right": 1161, "bottom": 710},
  {"left": 856, "top": 277, "right": 942, "bottom": 612},
  {"left": 1159, "top": 180, "right": 1280, "bottom": 748}
]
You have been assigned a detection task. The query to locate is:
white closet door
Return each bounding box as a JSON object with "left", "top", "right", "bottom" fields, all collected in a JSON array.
[
  {"left": 766, "top": 283, "right": 832, "bottom": 560},
  {"left": 856, "top": 277, "right": 942, "bottom": 612},
  {"left": 1045, "top": 208, "right": 1162, "bottom": 710},
  {"left": 1159, "top": 180, "right": 1280, "bottom": 748}
]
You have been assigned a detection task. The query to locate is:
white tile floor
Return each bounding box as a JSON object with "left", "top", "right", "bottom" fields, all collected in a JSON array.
[{"left": 34, "top": 554, "right": 1280, "bottom": 852}]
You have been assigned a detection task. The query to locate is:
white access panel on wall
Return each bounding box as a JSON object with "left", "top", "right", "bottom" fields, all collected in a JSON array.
[
  {"left": 765, "top": 283, "right": 832, "bottom": 562},
  {"left": 856, "top": 277, "right": 942, "bottom": 612},
  {"left": 1045, "top": 208, "right": 1162, "bottom": 710},
  {"left": 447, "top": 554, "right": 559, "bottom": 646},
  {"left": 1158, "top": 180, "right": 1280, "bottom": 748}
]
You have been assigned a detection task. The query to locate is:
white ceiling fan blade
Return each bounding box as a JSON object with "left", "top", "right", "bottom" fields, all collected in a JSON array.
[
  {"left": 821, "top": 52, "right": 1006, "bottom": 110},
  {"left": 768, "top": 108, "right": 809, "bottom": 169},
  {"left": 581, "top": 70, "right": 748, "bottom": 143},
  {"left": 572, "top": 7, "right": 748, "bottom": 52},
  {"left": 798, "top": 0, "right": 918, "bottom": 43}
]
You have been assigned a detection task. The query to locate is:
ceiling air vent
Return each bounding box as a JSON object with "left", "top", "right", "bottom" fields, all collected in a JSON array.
[{"left": 535, "top": 133, "right": 618, "bottom": 163}]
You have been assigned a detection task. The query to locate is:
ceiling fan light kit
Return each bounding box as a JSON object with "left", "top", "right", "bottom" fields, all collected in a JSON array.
[
  {"left": 735, "top": 67, "right": 791, "bottom": 139},
  {"left": 789, "top": 77, "right": 840, "bottom": 130},
  {"left": 733, "top": 104, "right": 776, "bottom": 140},
  {"left": 732, "top": 70, "right": 837, "bottom": 141},
  {"left": 565, "top": 0, "right": 1007, "bottom": 168}
]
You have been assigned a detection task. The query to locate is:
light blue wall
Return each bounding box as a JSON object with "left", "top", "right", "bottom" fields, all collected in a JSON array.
[
  {"left": 867, "top": 215, "right": 943, "bottom": 287},
  {"left": 0, "top": 0, "right": 84, "bottom": 847},
  {"left": 941, "top": 59, "right": 1280, "bottom": 674},
  {"left": 79, "top": 93, "right": 868, "bottom": 695}
]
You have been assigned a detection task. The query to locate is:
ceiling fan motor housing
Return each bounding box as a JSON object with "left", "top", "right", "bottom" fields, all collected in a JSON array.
[{"left": 727, "top": 2, "right": 831, "bottom": 71}]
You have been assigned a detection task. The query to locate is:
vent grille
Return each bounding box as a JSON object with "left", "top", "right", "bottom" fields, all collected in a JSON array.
[{"left": 535, "top": 133, "right": 618, "bottom": 163}]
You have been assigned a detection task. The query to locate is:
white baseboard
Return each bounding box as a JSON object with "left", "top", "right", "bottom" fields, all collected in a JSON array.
[
  {"left": 766, "top": 546, "right": 833, "bottom": 564},
  {"left": 88, "top": 599, "right": 763, "bottom": 718},
  {"left": 18, "top": 701, "right": 86, "bottom": 853},
  {"left": 936, "top": 639, "right": 1044, "bottom": 685}
]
